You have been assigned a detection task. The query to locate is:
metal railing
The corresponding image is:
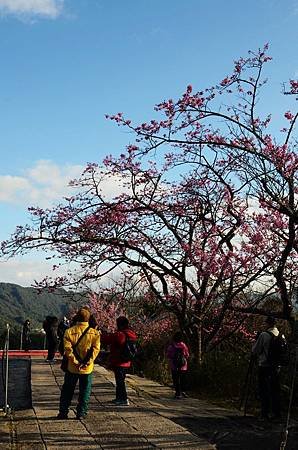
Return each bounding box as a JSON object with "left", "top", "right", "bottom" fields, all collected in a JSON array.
[
  {"left": 19, "top": 328, "right": 47, "bottom": 350},
  {"left": 0, "top": 325, "right": 47, "bottom": 416}
]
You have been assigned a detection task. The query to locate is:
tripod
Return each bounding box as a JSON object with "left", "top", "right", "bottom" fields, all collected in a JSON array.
[
  {"left": 279, "top": 345, "right": 298, "bottom": 450},
  {"left": 239, "top": 355, "right": 255, "bottom": 416}
]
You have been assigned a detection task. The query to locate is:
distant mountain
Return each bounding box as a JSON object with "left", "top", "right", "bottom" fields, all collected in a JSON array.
[{"left": 0, "top": 282, "right": 85, "bottom": 332}]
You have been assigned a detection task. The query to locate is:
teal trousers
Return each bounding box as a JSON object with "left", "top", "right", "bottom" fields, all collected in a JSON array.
[{"left": 59, "top": 371, "right": 93, "bottom": 417}]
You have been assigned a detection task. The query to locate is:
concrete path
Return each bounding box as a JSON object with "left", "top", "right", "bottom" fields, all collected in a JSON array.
[
  {"left": 1, "top": 358, "right": 297, "bottom": 449},
  {"left": 1, "top": 358, "right": 216, "bottom": 449}
]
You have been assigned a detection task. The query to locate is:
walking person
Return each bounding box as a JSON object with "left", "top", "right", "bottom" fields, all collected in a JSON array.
[
  {"left": 57, "top": 308, "right": 100, "bottom": 420},
  {"left": 252, "top": 316, "right": 282, "bottom": 422},
  {"left": 43, "top": 316, "right": 59, "bottom": 362},
  {"left": 22, "top": 319, "right": 31, "bottom": 351},
  {"left": 101, "top": 316, "right": 137, "bottom": 406},
  {"left": 166, "top": 331, "right": 190, "bottom": 399}
]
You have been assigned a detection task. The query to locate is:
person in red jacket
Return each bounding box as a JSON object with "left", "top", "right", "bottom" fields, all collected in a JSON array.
[
  {"left": 166, "top": 331, "right": 190, "bottom": 399},
  {"left": 101, "top": 316, "right": 137, "bottom": 406}
]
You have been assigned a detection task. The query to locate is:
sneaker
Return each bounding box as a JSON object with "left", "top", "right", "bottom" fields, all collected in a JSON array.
[
  {"left": 181, "top": 392, "right": 188, "bottom": 398},
  {"left": 115, "top": 399, "right": 129, "bottom": 406},
  {"left": 174, "top": 394, "right": 182, "bottom": 399},
  {"left": 56, "top": 412, "right": 68, "bottom": 419}
]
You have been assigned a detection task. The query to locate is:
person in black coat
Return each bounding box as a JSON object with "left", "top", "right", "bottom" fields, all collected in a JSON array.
[
  {"left": 57, "top": 316, "right": 70, "bottom": 355},
  {"left": 43, "top": 316, "right": 59, "bottom": 362},
  {"left": 22, "top": 319, "right": 31, "bottom": 351}
]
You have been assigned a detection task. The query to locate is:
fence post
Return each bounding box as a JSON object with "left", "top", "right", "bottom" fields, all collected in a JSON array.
[
  {"left": 4, "top": 324, "right": 10, "bottom": 415},
  {"left": 0, "top": 324, "right": 10, "bottom": 415},
  {"left": 20, "top": 328, "right": 23, "bottom": 351}
]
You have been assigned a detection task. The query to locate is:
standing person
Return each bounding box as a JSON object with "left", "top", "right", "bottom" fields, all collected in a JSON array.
[
  {"left": 166, "top": 331, "right": 190, "bottom": 399},
  {"left": 58, "top": 316, "right": 70, "bottom": 355},
  {"left": 43, "top": 316, "right": 59, "bottom": 362},
  {"left": 22, "top": 319, "right": 31, "bottom": 351},
  {"left": 101, "top": 316, "right": 137, "bottom": 406},
  {"left": 57, "top": 308, "right": 100, "bottom": 420},
  {"left": 252, "top": 316, "right": 281, "bottom": 421}
]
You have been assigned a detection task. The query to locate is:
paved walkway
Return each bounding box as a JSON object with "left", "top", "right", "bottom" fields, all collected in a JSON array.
[
  {"left": 2, "top": 358, "right": 217, "bottom": 449},
  {"left": 0, "top": 358, "right": 297, "bottom": 449}
]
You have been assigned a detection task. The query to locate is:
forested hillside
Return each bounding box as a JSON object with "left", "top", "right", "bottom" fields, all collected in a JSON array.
[{"left": 0, "top": 282, "right": 84, "bottom": 332}]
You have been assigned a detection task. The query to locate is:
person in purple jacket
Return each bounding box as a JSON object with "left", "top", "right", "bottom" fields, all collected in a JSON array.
[{"left": 166, "top": 331, "right": 190, "bottom": 399}]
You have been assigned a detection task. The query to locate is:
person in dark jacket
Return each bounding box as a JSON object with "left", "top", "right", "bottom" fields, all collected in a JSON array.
[
  {"left": 58, "top": 316, "right": 70, "bottom": 355},
  {"left": 101, "top": 316, "right": 137, "bottom": 406},
  {"left": 22, "top": 319, "right": 31, "bottom": 351},
  {"left": 43, "top": 316, "right": 59, "bottom": 362},
  {"left": 252, "top": 316, "right": 281, "bottom": 421}
]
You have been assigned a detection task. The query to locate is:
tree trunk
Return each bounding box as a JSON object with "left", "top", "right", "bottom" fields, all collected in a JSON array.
[{"left": 190, "top": 321, "right": 203, "bottom": 366}]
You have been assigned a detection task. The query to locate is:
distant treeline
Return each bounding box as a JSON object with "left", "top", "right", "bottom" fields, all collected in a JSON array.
[{"left": 0, "top": 282, "right": 85, "bottom": 333}]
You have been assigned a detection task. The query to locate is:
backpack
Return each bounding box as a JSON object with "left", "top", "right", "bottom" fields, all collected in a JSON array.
[
  {"left": 266, "top": 331, "right": 289, "bottom": 367},
  {"left": 119, "top": 333, "right": 138, "bottom": 362},
  {"left": 173, "top": 346, "right": 187, "bottom": 369}
]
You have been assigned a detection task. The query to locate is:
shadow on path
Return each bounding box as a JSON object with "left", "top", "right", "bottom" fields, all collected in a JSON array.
[{"left": 173, "top": 415, "right": 298, "bottom": 450}]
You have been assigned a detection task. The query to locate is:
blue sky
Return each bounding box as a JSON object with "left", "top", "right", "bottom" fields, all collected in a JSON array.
[{"left": 0, "top": 0, "right": 297, "bottom": 285}]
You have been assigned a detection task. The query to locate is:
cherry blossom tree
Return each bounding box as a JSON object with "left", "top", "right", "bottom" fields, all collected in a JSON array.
[
  {"left": 1, "top": 45, "right": 297, "bottom": 360},
  {"left": 106, "top": 44, "right": 298, "bottom": 320},
  {"left": 2, "top": 152, "right": 293, "bottom": 360},
  {"left": 89, "top": 285, "right": 176, "bottom": 345}
]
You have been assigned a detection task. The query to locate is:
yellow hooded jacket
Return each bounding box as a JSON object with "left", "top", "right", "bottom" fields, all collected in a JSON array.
[{"left": 63, "top": 322, "right": 100, "bottom": 375}]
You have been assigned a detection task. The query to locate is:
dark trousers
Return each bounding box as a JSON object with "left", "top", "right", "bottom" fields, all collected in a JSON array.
[
  {"left": 114, "top": 367, "right": 128, "bottom": 401},
  {"left": 23, "top": 336, "right": 30, "bottom": 351},
  {"left": 171, "top": 369, "right": 187, "bottom": 396},
  {"left": 59, "top": 371, "right": 93, "bottom": 417},
  {"left": 47, "top": 339, "right": 58, "bottom": 360},
  {"left": 258, "top": 366, "right": 281, "bottom": 418}
]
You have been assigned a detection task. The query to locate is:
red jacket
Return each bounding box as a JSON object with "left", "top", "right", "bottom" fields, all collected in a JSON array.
[{"left": 101, "top": 328, "right": 137, "bottom": 368}]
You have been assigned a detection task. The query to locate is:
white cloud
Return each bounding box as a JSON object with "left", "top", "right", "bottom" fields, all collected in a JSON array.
[
  {"left": 0, "top": 160, "right": 128, "bottom": 208},
  {"left": 0, "top": 160, "right": 84, "bottom": 207},
  {"left": 0, "top": 257, "right": 63, "bottom": 286},
  {"left": 0, "top": 0, "right": 64, "bottom": 19},
  {"left": 0, "top": 161, "right": 129, "bottom": 287},
  {"left": 0, "top": 176, "right": 31, "bottom": 203}
]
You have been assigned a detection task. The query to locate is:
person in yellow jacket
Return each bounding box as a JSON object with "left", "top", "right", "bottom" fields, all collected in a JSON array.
[{"left": 57, "top": 308, "right": 100, "bottom": 420}]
